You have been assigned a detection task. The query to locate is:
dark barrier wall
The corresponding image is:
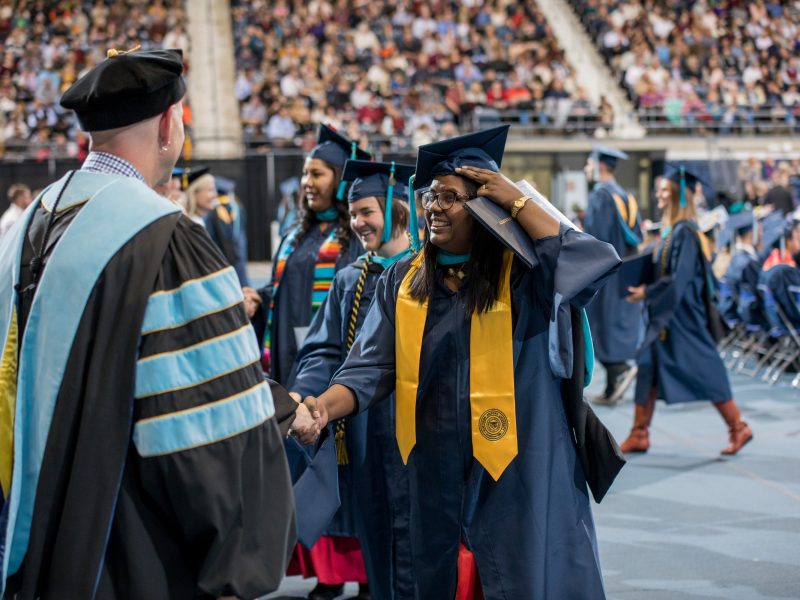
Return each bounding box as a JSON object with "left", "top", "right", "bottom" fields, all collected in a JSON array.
[
  {"left": 0, "top": 152, "right": 741, "bottom": 262},
  {"left": 0, "top": 156, "right": 279, "bottom": 261}
]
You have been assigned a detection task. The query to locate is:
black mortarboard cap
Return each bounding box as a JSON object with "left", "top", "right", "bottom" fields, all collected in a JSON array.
[
  {"left": 308, "top": 124, "right": 371, "bottom": 170},
  {"left": 728, "top": 210, "right": 755, "bottom": 237},
  {"left": 172, "top": 165, "right": 210, "bottom": 191},
  {"left": 663, "top": 163, "right": 706, "bottom": 190},
  {"left": 761, "top": 222, "right": 786, "bottom": 253},
  {"left": 591, "top": 144, "right": 629, "bottom": 169},
  {"left": 344, "top": 160, "right": 416, "bottom": 243},
  {"left": 409, "top": 125, "right": 509, "bottom": 251},
  {"left": 413, "top": 125, "right": 509, "bottom": 192},
  {"left": 61, "top": 48, "right": 186, "bottom": 131},
  {"left": 761, "top": 212, "right": 789, "bottom": 251},
  {"left": 214, "top": 175, "right": 236, "bottom": 195},
  {"left": 343, "top": 160, "right": 415, "bottom": 203},
  {"left": 663, "top": 163, "right": 708, "bottom": 208}
]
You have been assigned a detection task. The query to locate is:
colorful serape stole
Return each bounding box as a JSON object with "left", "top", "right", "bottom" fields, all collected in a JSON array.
[{"left": 261, "top": 225, "right": 341, "bottom": 372}]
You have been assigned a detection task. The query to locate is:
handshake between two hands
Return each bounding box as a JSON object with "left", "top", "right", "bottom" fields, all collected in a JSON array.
[{"left": 288, "top": 391, "right": 328, "bottom": 444}]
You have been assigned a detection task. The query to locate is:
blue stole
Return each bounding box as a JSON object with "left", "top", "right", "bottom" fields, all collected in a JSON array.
[{"left": 0, "top": 171, "right": 180, "bottom": 593}]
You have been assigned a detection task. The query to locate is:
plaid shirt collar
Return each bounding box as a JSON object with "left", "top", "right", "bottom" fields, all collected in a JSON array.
[{"left": 81, "top": 151, "right": 145, "bottom": 182}]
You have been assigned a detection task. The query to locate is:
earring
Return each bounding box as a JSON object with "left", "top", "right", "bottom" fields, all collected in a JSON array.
[{"left": 160, "top": 141, "right": 170, "bottom": 152}]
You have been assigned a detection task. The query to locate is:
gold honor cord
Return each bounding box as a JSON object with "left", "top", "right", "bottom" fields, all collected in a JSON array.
[
  {"left": 334, "top": 254, "right": 372, "bottom": 465},
  {"left": 0, "top": 308, "right": 19, "bottom": 496},
  {"left": 395, "top": 250, "right": 518, "bottom": 480}
]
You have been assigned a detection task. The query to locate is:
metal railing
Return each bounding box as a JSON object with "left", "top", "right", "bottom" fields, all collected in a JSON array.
[{"left": 4, "top": 108, "right": 799, "bottom": 161}]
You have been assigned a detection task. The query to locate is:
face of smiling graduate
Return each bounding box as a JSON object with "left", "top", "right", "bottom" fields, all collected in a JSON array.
[
  {"left": 424, "top": 174, "right": 475, "bottom": 254},
  {"left": 349, "top": 195, "right": 385, "bottom": 252},
  {"left": 301, "top": 157, "right": 337, "bottom": 213}
]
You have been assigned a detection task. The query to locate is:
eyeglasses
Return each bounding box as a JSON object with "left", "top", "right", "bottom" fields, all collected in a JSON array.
[{"left": 420, "top": 189, "right": 471, "bottom": 211}]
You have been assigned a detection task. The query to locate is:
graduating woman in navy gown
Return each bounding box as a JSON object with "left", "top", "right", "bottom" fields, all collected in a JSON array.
[
  {"left": 259, "top": 125, "right": 368, "bottom": 385},
  {"left": 624, "top": 167, "right": 753, "bottom": 455},
  {"left": 294, "top": 126, "right": 621, "bottom": 599},
  {"left": 290, "top": 160, "right": 416, "bottom": 600}
]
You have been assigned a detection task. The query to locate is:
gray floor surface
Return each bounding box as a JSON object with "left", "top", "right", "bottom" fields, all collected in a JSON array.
[{"left": 269, "top": 367, "right": 800, "bottom": 600}]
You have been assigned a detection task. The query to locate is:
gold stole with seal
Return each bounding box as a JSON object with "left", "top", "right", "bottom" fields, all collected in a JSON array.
[{"left": 395, "top": 250, "right": 517, "bottom": 481}]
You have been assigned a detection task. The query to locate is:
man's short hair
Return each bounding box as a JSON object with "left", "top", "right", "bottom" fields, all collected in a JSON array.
[{"left": 8, "top": 183, "right": 31, "bottom": 204}]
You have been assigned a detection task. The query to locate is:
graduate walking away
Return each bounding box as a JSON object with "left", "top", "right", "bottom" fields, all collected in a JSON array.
[
  {"left": 584, "top": 146, "right": 643, "bottom": 405},
  {"left": 290, "top": 160, "right": 416, "bottom": 600},
  {"left": 624, "top": 166, "right": 753, "bottom": 455},
  {"left": 294, "top": 126, "right": 622, "bottom": 599},
  {"left": 0, "top": 49, "right": 295, "bottom": 599}
]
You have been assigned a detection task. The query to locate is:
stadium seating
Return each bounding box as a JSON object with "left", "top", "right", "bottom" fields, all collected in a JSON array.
[
  {"left": 568, "top": 0, "right": 800, "bottom": 134},
  {"left": 230, "top": 0, "right": 594, "bottom": 150},
  {"left": 0, "top": 0, "right": 187, "bottom": 159}
]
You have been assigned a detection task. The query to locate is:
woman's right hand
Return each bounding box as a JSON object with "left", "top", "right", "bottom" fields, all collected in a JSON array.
[{"left": 291, "top": 400, "right": 321, "bottom": 444}]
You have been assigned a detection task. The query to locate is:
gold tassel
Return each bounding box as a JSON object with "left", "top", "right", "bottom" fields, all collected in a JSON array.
[
  {"left": 334, "top": 420, "right": 348, "bottom": 465},
  {"left": 107, "top": 44, "right": 141, "bottom": 58}
]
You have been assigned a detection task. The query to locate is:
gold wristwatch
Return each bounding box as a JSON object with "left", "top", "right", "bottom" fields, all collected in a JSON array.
[{"left": 510, "top": 196, "right": 530, "bottom": 219}]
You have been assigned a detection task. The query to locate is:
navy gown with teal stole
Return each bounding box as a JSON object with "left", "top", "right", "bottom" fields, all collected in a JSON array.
[
  {"left": 0, "top": 171, "right": 294, "bottom": 599},
  {"left": 635, "top": 221, "right": 732, "bottom": 405},
  {"left": 330, "top": 224, "right": 619, "bottom": 600},
  {"left": 265, "top": 223, "right": 362, "bottom": 385},
  {"left": 291, "top": 253, "right": 414, "bottom": 600},
  {"left": 584, "top": 180, "right": 643, "bottom": 364}
]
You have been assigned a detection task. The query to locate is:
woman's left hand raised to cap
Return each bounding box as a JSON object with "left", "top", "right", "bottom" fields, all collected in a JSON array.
[{"left": 456, "top": 166, "right": 523, "bottom": 211}]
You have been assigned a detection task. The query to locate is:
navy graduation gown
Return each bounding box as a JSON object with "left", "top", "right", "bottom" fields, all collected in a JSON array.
[
  {"left": 264, "top": 224, "right": 362, "bottom": 385},
  {"left": 584, "top": 181, "right": 643, "bottom": 363},
  {"left": 738, "top": 258, "right": 770, "bottom": 330},
  {"left": 719, "top": 246, "right": 758, "bottom": 325},
  {"left": 635, "top": 222, "right": 732, "bottom": 405},
  {"left": 762, "top": 264, "right": 800, "bottom": 330},
  {"left": 204, "top": 199, "right": 250, "bottom": 286},
  {"left": 291, "top": 257, "right": 414, "bottom": 600},
  {"left": 331, "top": 225, "right": 619, "bottom": 600}
]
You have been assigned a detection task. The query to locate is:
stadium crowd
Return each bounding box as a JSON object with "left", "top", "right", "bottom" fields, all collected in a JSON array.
[
  {"left": 571, "top": 0, "right": 800, "bottom": 132},
  {"left": 0, "top": 0, "right": 189, "bottom": 159},
  {"left": 231, "top": 0, "right": 598, "bottom": 150}
]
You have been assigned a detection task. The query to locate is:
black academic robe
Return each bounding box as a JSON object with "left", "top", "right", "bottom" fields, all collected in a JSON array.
[{"left": 1, "top": 171, "right": 295, "bottom": 600}]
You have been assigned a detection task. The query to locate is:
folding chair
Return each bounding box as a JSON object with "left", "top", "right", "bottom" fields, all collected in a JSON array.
[{"left": 763, "top": 285, "right": 800, "bottom": 386}]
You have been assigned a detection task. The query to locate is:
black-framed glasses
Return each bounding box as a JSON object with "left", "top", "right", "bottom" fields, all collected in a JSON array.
[{"left": 420, "top": 189, "right": 471, "bottom": 211}]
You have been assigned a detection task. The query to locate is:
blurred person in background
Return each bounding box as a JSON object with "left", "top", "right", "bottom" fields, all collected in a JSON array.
[
  {"left": 0, "top": 183, "right": 32, "bottom": 237},
  {"left": 584, "top": 146, "right": 643, "bottom": 405}
]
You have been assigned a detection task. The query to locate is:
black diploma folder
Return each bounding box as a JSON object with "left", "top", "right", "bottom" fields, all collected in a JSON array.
[{"left": 618, "top": 251, "right": 655, "bottom": 297}]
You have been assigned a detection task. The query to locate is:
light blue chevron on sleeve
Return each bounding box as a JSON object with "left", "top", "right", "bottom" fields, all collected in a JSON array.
[
  {"left": 135, "top": 324, "right": 260, "bottom": 399},
  {"left": 141, "top": 266, "right": 243, "bottom": 335},
  {"left": 132, "top": 381, "right": 274, "bottom": 457}
]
